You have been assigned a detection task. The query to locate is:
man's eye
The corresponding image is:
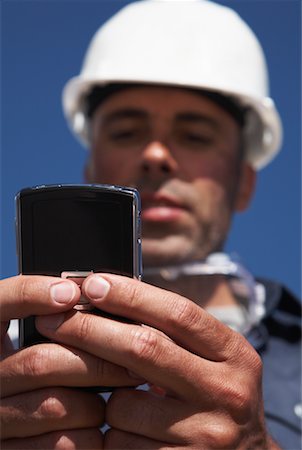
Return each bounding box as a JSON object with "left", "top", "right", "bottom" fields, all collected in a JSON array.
[
  {"left": 109, "top": 128, "right": 145, "bottom": 143},
  {"left": 181, "top": 133, "right": 213, "bottom": 146},
  {"left": 110, "top": 130, "right": 136, "bottom": 140}
]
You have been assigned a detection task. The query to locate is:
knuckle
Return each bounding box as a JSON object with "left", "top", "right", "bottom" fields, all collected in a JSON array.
[
  {"left": 249, "top": 348, "right": 263, "bottom": 375},
  {"left": 38, "top": 391, "right": 67, "bottom": 420},
  {"left": 220, "top": 374, "right": 258, "bottom": 424},
  {"left": 53, "top": 434, "right": 77, "bottom": 450},
  {"left": 121, "top": 279, "right": 140, "bottom": 310},
  {"left": 205, "top": 421, "right": 241, "bottom": 448},
  {"left": 225, "top": 383, "right": 250, "bottom": 416},
  {"left": 129, "top": 327, "right": 160, "bottom": 362},
  {"left": 77, "top": 313, "right": 93, "bottom": 342},
  {"left": 169, "top": 296, "right": 201, "bottom": 331},
  {"left": 18, "top": 276, "right": 35, "bottom": 306},
  {"left": 243, "top": 341, "right": 263, "bottom": 379},
  {"left": 227, "top": 331, "right": 244, "bottom": 355},
  {"left": 43, "top": 430, "right": 103, "bottom": 450},
  {"left": 229, "top": 335, "right": 263, "bottom": 379},
  {"left": 21, "top": 346, "right": 49, "bottom": 377}
]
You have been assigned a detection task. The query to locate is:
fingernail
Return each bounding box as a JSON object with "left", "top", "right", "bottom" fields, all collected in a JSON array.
[
  {"left": 36, "top": 313, "right": 65, "bottom": 331},
  {"left": 50, "top": 281, "right": 76, "bottom": 304},
  {"left": 85, "top": 276, "right": 110, "bottom": 301}
]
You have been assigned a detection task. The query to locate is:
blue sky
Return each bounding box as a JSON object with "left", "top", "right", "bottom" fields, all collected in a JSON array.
[{"left": 1, "top": 0, "right": 301, "bottom": 298}]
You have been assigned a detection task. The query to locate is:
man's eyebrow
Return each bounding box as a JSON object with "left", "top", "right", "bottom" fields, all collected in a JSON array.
[
  {"left": 102, "top": 108, "right": 147, "bottom": 125},
  {"left": 175, "top": 112, "right": 219, "bottom": 128},
  {"left": 100, "top": 109, "right": 219, "bottom": 128}
]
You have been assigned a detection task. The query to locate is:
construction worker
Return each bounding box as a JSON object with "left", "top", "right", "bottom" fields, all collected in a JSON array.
[{"left": 1, "top": 1, "right": 300, "bottom": 449}]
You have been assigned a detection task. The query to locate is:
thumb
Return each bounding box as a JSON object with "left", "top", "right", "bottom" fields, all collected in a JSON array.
[{"left": 0, "top": 275, "right": 81, "bottom": 322}]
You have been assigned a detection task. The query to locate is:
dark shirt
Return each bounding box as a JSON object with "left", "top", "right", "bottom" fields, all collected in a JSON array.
[{"left": 248, "top": 279, "right": 301, "bottom": 449}]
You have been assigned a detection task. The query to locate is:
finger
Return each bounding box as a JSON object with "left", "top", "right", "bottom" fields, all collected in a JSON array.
[
  {"left": 2, "top": 428, "right": 103, "bottom": 450},
  {"left": 0, "top": 275, "right": 81, "bottom": 322},
  {"left": 106, "top": 389, "right": 189, "bottom": 444},
  {"left": 82, "top": 274, "right": 242, "bottom": 361},
  {"left": 36, "top": 310, "right": 219, "bottom": 402},
  {"left": 105, "top": 390, "right": 243, "bottom": 449},
  {"left": 106, "top": 389, "right": 242, "bottom": 448},
  {"left": 1, "top": 387, "right": 105, "bottom": 440},
  {"left": 1, "top": 343, "right": 144, "bottom": 397},
  {"left": 105, "top": 428, "right": 174, "bottom": 450}
]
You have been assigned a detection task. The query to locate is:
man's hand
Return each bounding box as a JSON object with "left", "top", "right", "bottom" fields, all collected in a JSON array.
[
  {"left": 0, "top": 275, "right": 142, "bottom": 450},
  {"left": 36, "top": 273, "right": 276, "bottom": 449}
]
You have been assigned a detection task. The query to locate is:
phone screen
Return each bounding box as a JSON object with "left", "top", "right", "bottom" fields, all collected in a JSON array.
[{"left": 17, "top": 185, "right": 141, "bottom": 278}]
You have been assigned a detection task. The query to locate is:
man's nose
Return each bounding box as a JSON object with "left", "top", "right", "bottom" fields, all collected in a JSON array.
[{"left": 140, "top": 141, "right": 178, "bottom": 175}]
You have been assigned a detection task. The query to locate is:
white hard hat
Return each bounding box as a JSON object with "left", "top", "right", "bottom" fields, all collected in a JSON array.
[{"left": 62, "top": 0, "right": 282, "bottom": 170}]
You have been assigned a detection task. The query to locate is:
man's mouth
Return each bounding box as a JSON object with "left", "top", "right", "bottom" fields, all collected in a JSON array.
[{"left": 140, "top": 192, "right": 188, "bottom": 222}]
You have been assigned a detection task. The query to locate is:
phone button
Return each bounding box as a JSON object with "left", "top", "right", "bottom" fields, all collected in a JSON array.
[
  {"left": 137, "top": 217, "right": 142, "bottom": 238},
  {"left": 138, "top": 238, "right": 143, "bottom": 279}
]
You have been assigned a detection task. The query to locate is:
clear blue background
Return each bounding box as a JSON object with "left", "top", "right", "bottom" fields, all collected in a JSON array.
[{"left": 1, "top": 0, "right": 301, "bottom": 298}]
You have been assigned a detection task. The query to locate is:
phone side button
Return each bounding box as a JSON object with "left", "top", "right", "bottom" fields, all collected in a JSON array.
[
  {"left": 138, "top": 238, "right": 143, "bottom": 280},
  {"left": 137, "top": 217, "right": 142, "bottom": 238}
]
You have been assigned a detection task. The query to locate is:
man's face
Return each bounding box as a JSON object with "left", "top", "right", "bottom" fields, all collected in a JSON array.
[{"left": 86, "top": 86, "right": 255, "bottom": 267}]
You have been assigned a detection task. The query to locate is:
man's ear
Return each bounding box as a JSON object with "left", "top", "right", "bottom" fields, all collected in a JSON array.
[{"left": 235, "top": 163, "right": 256, "bottom": 212}]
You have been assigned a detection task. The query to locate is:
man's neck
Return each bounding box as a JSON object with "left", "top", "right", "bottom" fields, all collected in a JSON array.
[{"left": 143, "top": 272, "right": 238, "bottom": 309}]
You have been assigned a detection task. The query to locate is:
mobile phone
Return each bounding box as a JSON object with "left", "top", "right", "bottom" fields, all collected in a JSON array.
[{"left": 16, "top": 184, "right": 142, "bottom": 348}]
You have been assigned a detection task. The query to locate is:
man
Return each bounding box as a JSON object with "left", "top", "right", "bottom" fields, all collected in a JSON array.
[{"left": 1, "top": 1, "right": 301, "bottom": 449}]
